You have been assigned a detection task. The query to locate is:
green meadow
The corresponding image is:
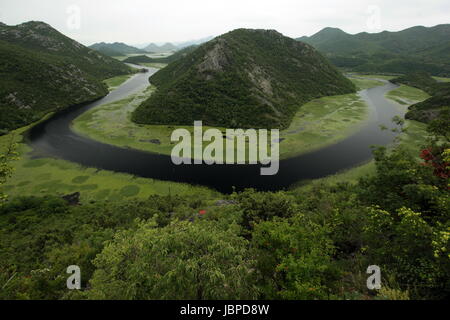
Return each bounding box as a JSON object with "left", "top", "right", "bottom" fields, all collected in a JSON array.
[
  {"left": 350, "top": 77, "right": 384, "bottom": 90},
  {"left": 103, "top": 74, "right": 134, "bottom": 91},
  {"left": 432, "top": 76, "right": 450, "bottom": 83},
  {"left": 141, "top": 62, "right": 168, "bottom": 69},
  {"left": 1, "top": 137, "right": 219, "bottom": 204},
  {"left": 2, "top": 145, "right": 218, "bottom": 204},
  {"left": 278, "top": 92, "right": 368, "bottom": 159},
  {"left": 386, "top": 84, "right": 431, "bottom": 105},
  {"left": 352, "top": 74, "right": 397, "bottom": 81}
]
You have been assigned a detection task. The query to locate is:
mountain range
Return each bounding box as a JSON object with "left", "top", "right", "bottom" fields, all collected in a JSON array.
[
  {"left": 175, "top": 36, "right": 215, "bottom": 49},
  {"left": 132, "top": 29, "right": 356, "bottom": 129},
  {"left": 89, "top": 42, "right": 148, "bottom": 57},
  {"left": 144, "top": 42, "right": 178, "bottom": 53},
  {"left": 297, "top": 24, "right": 450, "bottom": 76}
]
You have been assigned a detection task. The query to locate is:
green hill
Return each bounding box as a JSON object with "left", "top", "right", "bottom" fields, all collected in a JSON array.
[
  {"left": 144, "top": 43, "right": 178, "bottom": 53},
  {"left": 406, "top": 83, "right": 450, "bottom": 123},
  {"left": 132, "top": 29, "right": 356, "bottom": 129},
  {"left": 89, "top": 42, "right": 148, "bottom": 56},
  {"left": 0, "top": 21, "right": 132, "bottom": 132},
  {"left": 298, "top": 24, "right": 450, "bottom": 76},
  {"left": 123, "top": 46, "right": 198, "bottom": 65},
  {"left": 391, "top": 72, "right": 450, "bottom": 122}
]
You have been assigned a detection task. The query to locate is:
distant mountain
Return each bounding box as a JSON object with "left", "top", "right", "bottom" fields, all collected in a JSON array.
[
  {"left": 144, "top": 42, "right": 178, "bottom": 53},
  {"left": 391, "top": 72, "right": 450, "bottom": 123},
  {"left": 0, "top": 21, "right": 132, "bottom": 132},
  {"left": 89, "top": 42, "right": 148, "bottom": 56},
  {"left": 123, "top": 46, "right": 198, "bottom": 65},
  {"left": 132, "top": 29, "right": 356, "bottom": 129},
  {"left": 297, "top": 24, "right": 450, "bottom": 76},
  {"left": 176, "top": 36, "right": 215, "bottom": 49}
]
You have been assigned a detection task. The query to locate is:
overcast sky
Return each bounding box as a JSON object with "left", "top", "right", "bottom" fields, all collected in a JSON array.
[{"left": 0, "top": 0, "right": 449, "bottom": 46}]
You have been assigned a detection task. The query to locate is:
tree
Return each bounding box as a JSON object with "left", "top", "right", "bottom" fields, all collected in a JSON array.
[
  {"left": 233, "top": 189, "right": 297, "bottom": 230},
  {"left": 87, "top": 219, "right": 258, "bottom": 300},
  {"left": 251, "top": 214, "right": 339, "bottom": 299},
  {"left": 427, "top": 107, "right": 450, "bottom": 142},
  {"left": 0, "top": 136, "right": 18, "bottom": 205},
  {"left": 362, "top": 207, "right": 449, "bottom": 299},
  {"left": 358, "top": 146, "right": 449, "bottom": 222}
]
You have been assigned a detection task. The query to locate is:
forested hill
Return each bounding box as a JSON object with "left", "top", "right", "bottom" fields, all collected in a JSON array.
[
  {"left": 144, "top": 42, "right": 178, "bottom": 53},
  {"left": 89, "top": 42, "right": 148, "bottom": 57},
  {"left": 132, "top": 29, "right": 356, "bottom": 129},
  {"left": 391, "top": 72, "right": 450, "bottom": 123},
  {"left": 298, "top": 24, "right": 450, "bottom": 76},
  {"left": 0, "top": 21, "right": 132, "bottom": 133}
]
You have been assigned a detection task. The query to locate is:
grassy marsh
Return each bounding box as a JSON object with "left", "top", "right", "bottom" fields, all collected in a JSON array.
[
  {"left": 0, "top": 124, "right": 219, "bottom": 204},
  {"left": 386, "top": 85, "right": 430, "bottom": 105}
]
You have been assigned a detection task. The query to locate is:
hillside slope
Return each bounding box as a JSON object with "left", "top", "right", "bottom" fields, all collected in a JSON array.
[
  {"left": 89, "top": 42, "right": 148, "bottom": 56},
  {"left": 298, "top": 24, "right": 450, "bottom": 76},
  {"left": 133, "top": 29, "right": 356, "bottom": 129},
  {"left": 144, "top": 43, "right": 178, "bottom": 53},
  {"left": 0, "top": 21, "right": 132, "bottom": 132},
  {"left": 391, "top": 72, "right": 450, "bottom": 123}
]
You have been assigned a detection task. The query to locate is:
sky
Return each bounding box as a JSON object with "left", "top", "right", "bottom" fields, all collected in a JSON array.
[{"left": 0, "top": 0, "right": 449, "bottom": 46}]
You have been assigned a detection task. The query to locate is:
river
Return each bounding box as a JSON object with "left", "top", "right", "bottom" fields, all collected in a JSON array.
[{"left": 27, "top": 68, "right": 403, "bottom": 193}]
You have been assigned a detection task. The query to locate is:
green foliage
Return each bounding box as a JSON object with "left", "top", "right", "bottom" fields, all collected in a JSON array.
[
  {"left": 299, "top": 24, "right": 450, "bottom": 76},
  {"left": 359, "top": 146, "right": 449, "bottom": 222},
  {"left": 0, "top": 22, "right": 131, "bottom": 79},
  {"left": 407, "top": 90, "right": 450, "bottom": 123},
  {"left": 0, "top": 21, "right": 132, "bottom": 132},
  {"left": 0, "top": 194, "right": 206, "bottom": 299},
  {"left": 251, "top": 214, "right": 339, "bottom": 299},
  {"left": 89, "top": 42, "right": 147, "bottom": 56},
  {"left": 233, "top": 189, "right": 297, "bottom": 229},
  {"left": 427, "top": 108, "right": 450, "bottom": 141},
  {"left": 132, "top": 29, "right": 355, "bottom": 129},
  {"left": 362, "top": 207, "right": 449, "bottom": 298},
  {"left": 87, "top": 220, "right": 257, "bottom": 300},
  {"left": 0, "top": 138, "right": 18, "bottom": 204},
  {"left": 0, "top": 117, "right": 448, "bottom": 300},
  {"left": 389, "top": 72, "right": 450, "bottom": 123}
]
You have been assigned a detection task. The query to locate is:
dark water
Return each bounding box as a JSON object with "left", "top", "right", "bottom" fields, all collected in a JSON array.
[{"left": 28, "top": 69, "right": 402, "bottom": 193}]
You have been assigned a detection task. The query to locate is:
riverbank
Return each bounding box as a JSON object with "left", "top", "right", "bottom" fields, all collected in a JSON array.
[
  {"left": 0, "top": 129, "right": 219, "bottom": 203},
  {"left": 0, "top": 73, "right": 432, "bottom": 202},
  {"left": 8, "top": 68, "right": 436, "bottom": 199},
  {"left": 0, "top": 74, "right": 221, "bottom": 203},
  {"left": 291, "top": 79, "right": 432, "bottom": 192},
  {"left": 72, "top": 76, "right": 383, "bottom": 161}
]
